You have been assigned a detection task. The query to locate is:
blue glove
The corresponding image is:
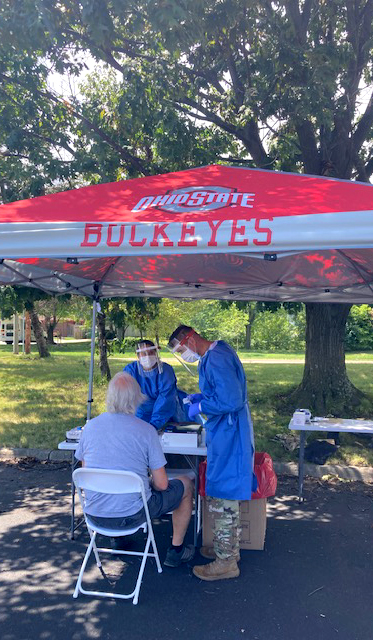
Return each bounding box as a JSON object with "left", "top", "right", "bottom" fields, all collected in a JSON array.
[
  {"left": 188, "top": 402, "right": 201, "bottom": 420},
  {"left": 187, "top": 393, "right": 204, "bottom": 403}
]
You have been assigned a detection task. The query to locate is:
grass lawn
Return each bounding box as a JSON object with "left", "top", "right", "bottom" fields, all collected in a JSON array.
[{"left": 1, "top": 342, "right": 373, "bottom": 466}]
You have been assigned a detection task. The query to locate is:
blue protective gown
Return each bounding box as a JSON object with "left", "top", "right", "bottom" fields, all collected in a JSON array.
[
  {"left": 124, "top": 361, "right": 186, "bottom": 430},
  {"left": 199, "top": 341, "right": 257, "bottom": 500}
]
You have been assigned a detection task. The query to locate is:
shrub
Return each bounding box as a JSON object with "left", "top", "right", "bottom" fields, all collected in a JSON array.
[
  {"left": 251, "top": 308, "right": 305, "bottom": 351},
  {"left": 345, "top": 305, "right": 373, "bottom": 351},
  {"left": 106, "top": 336, "right": 141, "bottom": 355}
]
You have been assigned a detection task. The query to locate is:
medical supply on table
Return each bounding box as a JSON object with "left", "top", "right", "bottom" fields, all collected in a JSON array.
[
  {"left": 66, "top": 427, "right": 83, "bottom": 441},
  {"left": 292, "top": 409, "right": 312, "bottom": 426},
  {"left": 161, "top": 431, "right": 200, "bottom": 448},
  {"left": 162, "top": 423, "right": 202, "bottom": 448}
]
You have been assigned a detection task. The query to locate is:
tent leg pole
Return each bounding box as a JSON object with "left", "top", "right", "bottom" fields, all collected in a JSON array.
[{"left": 87, "top": 299, "right": 97, "bottom": 421}]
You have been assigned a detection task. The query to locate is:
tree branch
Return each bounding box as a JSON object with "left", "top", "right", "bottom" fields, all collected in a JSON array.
[
  {"left": 173, "top": 102, "right": 219, "bottom": 122},
  {"left": 65, "top": 28, "right": 126, "bottom": 72},
  {"left": 180, "top": 63, "right": 226, "bottom": 95},
  {"left": 217, "top": 156, "right": 253, "bottom": 164},
  {"left": 175, "top": 96, "right": 239, "bottom": 136},
  {"left": 111, "top": 45, "right": 155, "bottom": 62},
  {"left": 227, "top": 52, "right": 245, "bottom": 109},
  {"left": 345, "top": 0, "right": 373, "bottom": 114},
  {"left": 364, "top": 155, "right": 373, "bottom": 179},
  {"left": 285, "top": 0, "right": 306, "bottom": 46},
  {"left": 330, "top": 111, "right": 354, "bottom": 178},
  {"left": 0, "top": 150, "right": 29, "bottom": 160},
  {"left": 263, "top": 119, "right": 301, "bottom": 150},
  {"left": 295, "top": 120, "right": 320, "bottom": 174},
  {"left": 23, "top": 128, "right": 76, "bottom": 157},
  {"left": 0, "top": 72, "right": 150, "bottom": 176},
  {"left": 352, "top": 90, "right": 373, "bottom": 154},
  {"left": 353, "top": 152, "right": 369, "bottom": 182},
  {"left": 301, "top": 0, "right": 315, "bottom": 33},
  {"left": 175, "top": 96, "right": 270, "bottom": 166},
  {"left": 0, "top": 83, "right": 76, "bottom": 157}
]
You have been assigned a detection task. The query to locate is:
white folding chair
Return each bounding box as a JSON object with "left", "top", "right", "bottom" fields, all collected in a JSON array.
[{"left": 72, "top": 468, "right": 162, "bottom": 605}]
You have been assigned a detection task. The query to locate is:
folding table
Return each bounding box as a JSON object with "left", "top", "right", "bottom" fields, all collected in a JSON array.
[
  {"left": 58, "top": 438, "right": 207, "bottom": 545},
  {"left": 289, "top": 417, "right": 373, "bottom": 501}
]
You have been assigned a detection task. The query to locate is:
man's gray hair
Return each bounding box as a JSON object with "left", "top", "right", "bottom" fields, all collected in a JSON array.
[{"left": 106, "top": 372, "right": 147, "bottom": 415}]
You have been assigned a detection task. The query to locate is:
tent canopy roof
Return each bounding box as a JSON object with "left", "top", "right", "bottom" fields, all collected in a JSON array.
[{"left": 0, "top": 166, "right": 372, "bottom": 302}]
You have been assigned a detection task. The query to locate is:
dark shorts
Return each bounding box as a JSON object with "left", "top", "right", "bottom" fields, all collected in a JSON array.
[{"left": 87, "top": 479, "right": 185, "bottom": 530}]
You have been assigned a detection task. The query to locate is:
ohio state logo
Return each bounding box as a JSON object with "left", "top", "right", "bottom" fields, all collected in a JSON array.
[{"left": 132, "top": 185, "right": 255, "bottom": 213}]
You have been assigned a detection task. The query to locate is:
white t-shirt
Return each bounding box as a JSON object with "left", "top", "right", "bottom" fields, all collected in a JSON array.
[{"left": 75, "top": 412, "right": 166, "bottom": 517}]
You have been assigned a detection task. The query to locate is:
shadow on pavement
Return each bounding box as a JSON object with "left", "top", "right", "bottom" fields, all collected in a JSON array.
[{"left": 0, "top": 460, "right": 372, "bottom": 640}]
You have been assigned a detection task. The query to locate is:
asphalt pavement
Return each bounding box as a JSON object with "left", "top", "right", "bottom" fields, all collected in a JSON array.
[{"left": 0, "top": 459, "right": 372, "bottom": 640}]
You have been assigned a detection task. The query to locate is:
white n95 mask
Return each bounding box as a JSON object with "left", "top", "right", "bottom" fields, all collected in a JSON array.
[
  {"left": 181, "top": 348, "right": 199, "bottom": 363},
  {"left": 140, "top": 355, "right": 158, "bottom": 370}
]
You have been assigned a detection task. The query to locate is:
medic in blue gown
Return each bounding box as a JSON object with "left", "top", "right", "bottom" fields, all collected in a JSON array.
[
  {"left": 168, "top": 326, "right": 256, "bottom": 499},
  {"left": 168, "top": 325, "right": 257, "bottom": 581},
  {"left": 124, "top": 340, "right": 187, "bottom": 430}
]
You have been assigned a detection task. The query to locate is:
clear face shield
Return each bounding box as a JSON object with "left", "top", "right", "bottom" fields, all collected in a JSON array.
[
  {"left": 136, "top": 343, "right": 163, "bottom": 376},
  {"left": 170, "top": 331, "right": 199, "bottom": 363},
  {"left": 167, "top": 331, "right": 200, "bottom": 378}
]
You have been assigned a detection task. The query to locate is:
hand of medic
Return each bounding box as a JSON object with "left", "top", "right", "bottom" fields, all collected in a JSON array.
[
  {"left": 187, "top": 393, "right": 204, "bottom": 404},
  {"left": 188, "top": 402, "right": 201, "bottom": 420}
]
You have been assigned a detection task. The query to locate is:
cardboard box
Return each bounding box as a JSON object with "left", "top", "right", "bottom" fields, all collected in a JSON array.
[{"left": 202, "top": 497, "right": 267, "bottom": 551}]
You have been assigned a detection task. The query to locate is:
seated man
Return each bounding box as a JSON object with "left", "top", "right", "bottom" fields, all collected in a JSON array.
[
  {"left": 124, "top": 340, "right": 189, "bottom": 430},
  {"left": 75, "top": 372, "right": 194, "bottom": 567}
]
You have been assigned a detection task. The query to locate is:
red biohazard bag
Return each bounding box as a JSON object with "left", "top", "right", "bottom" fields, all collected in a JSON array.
[
  {"left": 252, "top": 452, "right": 277, "bottom": 499},
  {"left": 198, "top": 452, "right": 277, "bottom": 499}
]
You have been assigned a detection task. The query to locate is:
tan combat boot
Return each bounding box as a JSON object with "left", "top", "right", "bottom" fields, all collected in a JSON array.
[
  {"left": 193, "top": 557, "right": 240, "bottom": 581},
  {"left": 199, "top": 546, "right": 240, "bottom": 562}
]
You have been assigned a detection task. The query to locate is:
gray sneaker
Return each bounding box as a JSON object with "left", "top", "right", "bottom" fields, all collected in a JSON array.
[{"left": 164, "top": 544, "right": 195, "bottom": 567}]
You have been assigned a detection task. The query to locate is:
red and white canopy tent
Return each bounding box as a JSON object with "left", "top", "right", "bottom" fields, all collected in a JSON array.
[
  {"left": 1, "top": 165, "right": 372, "bottom": 417},
  {"left": 1, "top": 165, "right": 372, "bottom": 303}
]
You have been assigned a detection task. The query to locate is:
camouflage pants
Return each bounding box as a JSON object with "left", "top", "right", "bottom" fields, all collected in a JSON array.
[{"left": 206, "top": 497, "right": 241, "bottom": 560}]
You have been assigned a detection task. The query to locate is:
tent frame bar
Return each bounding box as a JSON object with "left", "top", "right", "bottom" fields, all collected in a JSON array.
[{"left": 86, "top": 298, "right": 97, "bottom": 421}]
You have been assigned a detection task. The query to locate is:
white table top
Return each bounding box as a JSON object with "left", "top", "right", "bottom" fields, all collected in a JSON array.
[
  {"left": 289, "top": 417, "right": 373, "bottom": 434},
  {"left": 58, "top": 439, "right": 207, "bottom": 457}
]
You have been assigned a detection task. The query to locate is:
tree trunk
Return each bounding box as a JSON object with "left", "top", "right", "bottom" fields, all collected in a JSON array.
[
  {"left": 245, "top": 324, "right": 251, "bottom": 350},
  {"left": 27, "top": 304, "right": 50, "bottom": 358},
  {"left": 46, "top": 322, "right": 56, "bottom": 345},
  {"left": 25, "top": 312, "right": 31, "bottom": 354},
  {"left": 13, "top": 312, "right": 19, "bottom": 354},
  {"left": 290, "top": 303, "right": 363, "bottom": 415},
  {"left": 97, "top": 311, "right": 111, "bottom": 381},
  {"left": 244, "top": 304, "right": 256, "bottom": 349},
  {"left": 46, "top": 299, "right": 57, "bottom": 344}
]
